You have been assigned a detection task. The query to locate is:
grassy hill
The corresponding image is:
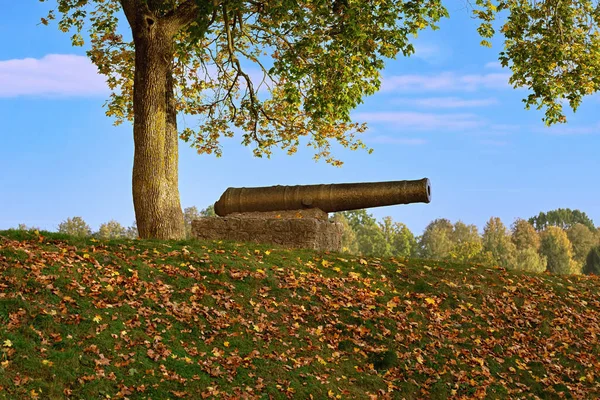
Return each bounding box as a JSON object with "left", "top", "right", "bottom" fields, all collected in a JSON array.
[{"left": 0, "top": 229, "right": 599, "bottom": 399}]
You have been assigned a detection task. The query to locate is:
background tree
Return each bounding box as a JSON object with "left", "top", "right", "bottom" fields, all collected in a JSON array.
[
  {"left": 124, "top": 221, "right": 138, "bottom": 239},
  {"left": 528, "top": 209, "right": 595, "bottom": 232},
  {"left": 448, "top": 221, "right": 483, "bottom": 263},
  {"left": 388, "top": 221, "right": 417, "bottom": 259},
  {"left": 418, "top": 219, "right": 454, "bottom": 260},
  {"left": 200, "top": 205, "right": 216, "bottom": 217},
  {"left": 15, "top": 224, "right": 41, "bottom": 231},
  {"left": 583, "top": 246, "right": 600, "bottom": 275},
  {"left": 482, "top": 217, "right": 516, "bottom": 269},
  {"left": 58, "top": 216, "right": 92, "bottom": 238},
  {"left": 42, "top": 0, "right": 449, "bottom": 240},
  {"left": 331, "top": 213, "right": 359, "bottom": 255},
  {"left": 539, "top": 226, "right": 577, "bottom": 274},
  {"left": 513, "top": 247, "right": 547, "bottom": 273},
  {"left": 95, "top": 220, "right": 128, "bottom": 239},
  {"left": 566, "top": 223, "right": 597, "bottom": 263},
  {"left": 341, "top": 210, "right": 389, "bottom": 257},
  {"left": 511, "top": 218, "right": 540, "bottom": 251},
  {"left": 183, "top": 206, "right": 202, "bottom": 239}
]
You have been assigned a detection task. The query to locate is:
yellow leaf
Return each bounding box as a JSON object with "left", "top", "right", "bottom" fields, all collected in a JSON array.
[
  {"left": 3, "top": 339, "right": 12, "bottom": 347},
  {"left": 93, "top": 315, "right": 102, "bottom": 323},
  {"left": 83, "top": 253, "right": 90, "bottom": 259},
  {"left": 42, "top": 360, "right": 54, "bottom": 367},
  {"left": 333, "top": 267, "right": 341, "bottom": 272},
  {"left": 223, "top": 341, "right": 230, "bottom": 347},
  {"left": 105, "top": 284, "right": 114, "bottom": 292},
  {"left": 425, "top": 298, "right": 436, "bottom": 305},
  {"left": 416, "top": 355, "right": 424, "bottom": 364},
  {"left": 264, "top": 250, "right": 271, "bottom": 255},
  {"left": 1, "top": 360, "right": 9, "bottom": 368},
  {"left": 256, "top": 269, "right": 265, "bottom": 274},
  {"left": 359, "top": 259, "right": 368, "bottom": 265}
]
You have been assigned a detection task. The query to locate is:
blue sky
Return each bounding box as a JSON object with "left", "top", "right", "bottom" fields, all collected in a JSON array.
[{"left": 2, "top": 2, "right": 599, "bottom": 236}]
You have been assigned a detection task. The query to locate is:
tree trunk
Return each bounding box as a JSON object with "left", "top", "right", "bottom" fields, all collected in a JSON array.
[{"left": 131, "top": 16, "right": 185, "bottom": 240}]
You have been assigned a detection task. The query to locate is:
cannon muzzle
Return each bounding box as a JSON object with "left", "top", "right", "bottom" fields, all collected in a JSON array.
[{"left": 214, "top": 178, "right": 431, "bottom": 216}]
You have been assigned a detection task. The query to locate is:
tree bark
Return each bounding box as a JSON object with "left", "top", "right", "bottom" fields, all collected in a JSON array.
[{"left": 130, "top": 13, "right": 186, "bottom": 240}]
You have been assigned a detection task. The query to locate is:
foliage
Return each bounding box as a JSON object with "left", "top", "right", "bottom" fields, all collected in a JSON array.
[
  {"left": 418, "top": 219, "right": 454, "bottom": 260},
  {"left": 583, "top": 245, "right": 600, "bottom": 275},
  {"left": 330, "top": 213, "right": 359, "bottom": 255},
  {"left": 15, "top": 224, "right": 41, "bottom": 232},
  {"left": 511, "top": 218, "right": 540, "bottom": 251},
  {"left": 482, "top": 217, "right": 517, "bottom": 269},
  {"left": 473, "top": 0, "right": 600, "bottom": 126},
  {"left": 513, "top": 247, "right": 547, "bottom": 273},
  {"left": 200, "top": 205, "right": 216, "bottom": 217},
  {"left": 540, "top": 226, "right": 576, "bottom": 274},
  {"left": 40, "top": 0, "right": 449, "bottom": 166},
  {"left": 57, "top": 216, "right": 92, "bottom": 238},
  {"left": 1, "top": 229, "right": 600, "bottom": 398},
  {"left": 448, "top": 221, "right": 483, "bottom": 263},
  {"left": 528, "top": 208, "right": 595, "bottom": 232},
  {"left": 566, "top": 223, "right": 597, "bottom": 263},
  {"left": 124, "top": 221, "right": 138, "bottom": 239},
  {"left": 339, "top": 210, "right": 389, "bottom": 257},
  {"left": 95, "top": 220, "right": 128, "bottom": 239},
  {"left": 389, "top": 221, "right": 417, "bottom": 259},
  {"left": 183, "top": 206, "right": 202, "bottom": 239}
]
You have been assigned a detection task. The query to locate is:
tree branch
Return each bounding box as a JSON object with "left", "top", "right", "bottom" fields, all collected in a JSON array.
[{"left": 163, "top": 0, "right": 213, "bottom": 35}]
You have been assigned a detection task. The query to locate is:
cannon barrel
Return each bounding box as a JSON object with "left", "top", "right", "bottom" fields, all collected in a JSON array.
[{"left": 214, "top": 178, "right": 431, "bottom": 216}]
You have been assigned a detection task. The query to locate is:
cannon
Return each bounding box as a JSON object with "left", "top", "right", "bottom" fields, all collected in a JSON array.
[{"left": 214, "top": 178, "right": 431, "bottom": 216}]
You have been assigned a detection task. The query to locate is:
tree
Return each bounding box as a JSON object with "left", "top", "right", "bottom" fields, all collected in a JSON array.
[
  {"left": 513, "top": 247, "right": 547, "bottom": 274},
  {"left": 448, "top": 221, "right": 483, "bottom": 263},
  {"left": 200, "top": 205, "right": 216, "bottom": 217},
  {"left": 15, "top": 223, "right": 41, "bottom": 231},
  {"left": 583, "top": 246, "right": 600, "bottom": 275},
  {"left": 95, "top": 220, "right": 128, "bottom": 239},
  {"left": 330, "top": 213, "right": 358, "bottom": 255},
  {"left": 183, "top": 206, "right": 202, "bottom": 239},
  {"left": 341, "top": 210, "right": 389, "bottom": 257},
  {"left": 482, "top": 217, "right": 516, "bottom": 269},
  {"left": 475, "top": 1, "right": 600, "bottom": 126},
  {"left": 42, "top": 0, "right": 449, "bottom": 240},
  {"left": 528, "top": 209, "right": 595, "bottom": 232},
  {"left": 511, "top": 218, "right": 540, "bottom": 251},
  {"left": 125, "top": 221, "right": 139, "bottom": 239},
  {"left": 58, "top": 216, "right": 92, "bottom": 238},
  {"left": 566, "top": 223, "right": 597, "bottom": 263},
  {"left": 539, "top": 226, "right": 576, "bottom": 274},
  {"left": 418, "top": 219, "right": 454, "bottom": 260},
  {"left": 388, "top": 221, "right": 417, "bottom": 259},
  {"left": 451, "top": 221, "right": 480, "bottom": 245}
]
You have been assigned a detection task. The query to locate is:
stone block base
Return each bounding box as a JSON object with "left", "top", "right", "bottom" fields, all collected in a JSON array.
[{"left": 191, "top": 216, "right": 343, "bottom": 252}]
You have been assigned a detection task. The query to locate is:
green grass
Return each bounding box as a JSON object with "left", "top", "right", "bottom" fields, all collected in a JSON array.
[{"left": 0, "top": 229, "right": 599, "bottom": 399}]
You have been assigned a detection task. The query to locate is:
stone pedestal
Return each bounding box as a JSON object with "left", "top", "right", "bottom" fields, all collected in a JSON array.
[{"left": 191, "top": 212, "right": 343, "bottom": 252}]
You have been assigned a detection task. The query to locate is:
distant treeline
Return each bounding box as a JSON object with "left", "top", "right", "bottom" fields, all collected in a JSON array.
[{"left": 13, "top": 207, "right": 599, "bottom": 276}]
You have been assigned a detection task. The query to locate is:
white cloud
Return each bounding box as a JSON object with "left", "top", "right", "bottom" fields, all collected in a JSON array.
[
  {"left": 0, "top": 54, "right": 109, "bottom": 97},
  {"left": 411, "top": 42, "right": 451, "bottom": 65},
  {"left": 534, "top": 122, "right": 600, "bottom": 135},
  {"left": 354, "top": 111, "right": 484, "bottom": 131},
  {"left": 382, "top": 72, "right": 511, "bottom": 92},
  {"left": 365, "top": 136, "right": 428, "bottom": 145},
  {"left": 392, "top": 96, "right": 498, "bottom": 108},
  {"left": 484, "top": 61, "right": 503, "bottom": 69}
]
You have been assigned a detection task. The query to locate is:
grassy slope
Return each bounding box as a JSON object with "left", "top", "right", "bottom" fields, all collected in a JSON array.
[{"left": 0, "top": 229, "right": 599, "bottom": 400}]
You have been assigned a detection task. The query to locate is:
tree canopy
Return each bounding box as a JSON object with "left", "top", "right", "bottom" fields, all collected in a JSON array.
[{"left": 41, "top": 0, "right": 449, "bottom": 166}]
